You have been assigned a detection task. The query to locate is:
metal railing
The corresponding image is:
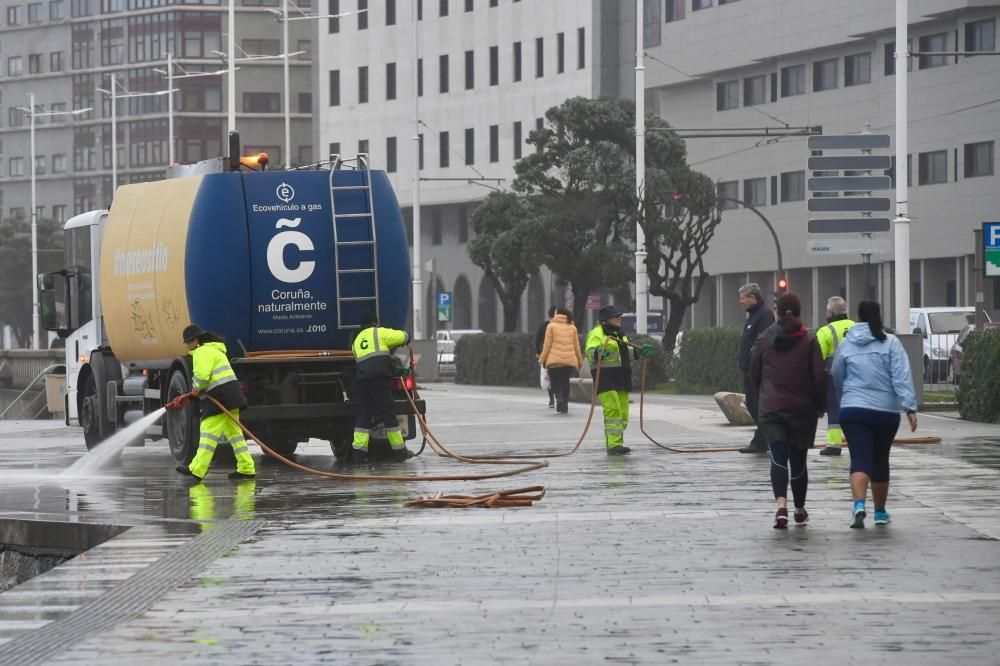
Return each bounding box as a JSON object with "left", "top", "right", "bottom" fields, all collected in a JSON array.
[{"left": 0, "top": 363, "right": 61, "bottom": 420}]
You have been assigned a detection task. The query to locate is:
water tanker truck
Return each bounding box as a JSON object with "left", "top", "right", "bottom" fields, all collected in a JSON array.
[{"left": 38, "top": 152, "right": 425, "bottom": 463}]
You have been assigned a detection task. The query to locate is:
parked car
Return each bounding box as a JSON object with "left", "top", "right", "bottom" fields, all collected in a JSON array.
[
  {"left": 949, "top": 321, "right": 1000, "bottom": 384},
  {"left": 435, "top": 329, "right": 484, "bottom": 375},
  {"left": 910, "top": 307, "right": 992, "bottom": 382}
]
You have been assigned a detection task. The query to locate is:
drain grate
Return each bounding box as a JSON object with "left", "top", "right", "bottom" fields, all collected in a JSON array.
[{"left": 0, "top": 519, "right": 264, "bottom": 666}]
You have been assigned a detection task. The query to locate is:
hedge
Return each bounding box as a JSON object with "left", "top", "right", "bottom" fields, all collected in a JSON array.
[
  {"left": 675, "top": 326, "right": 743, "bottom": 393},
  {"left": 957, "top": 328, "right": 1000, "bottom": 423},
  {"left": 454, "top": 331, "right": 671, "bottom": 389}
]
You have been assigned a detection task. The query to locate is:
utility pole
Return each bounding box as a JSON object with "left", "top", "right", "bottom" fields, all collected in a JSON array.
[
  {"left": 28, "top": 92, "right": 39, "bottom": 350},
  {"left": 893, "top": 0, "right": 911, "bottom": 333},
  {"left": 282, "top": 0, "right": 290, "bottom": 168},
  {"left": 227, "top": 0, "right": 236, "bottom": 136},
  {"left": 411, "top": 4, "right": 423, "bottom": 340},
  {"left": 634, "top": 0, "right": 647, "bottom": 335}
]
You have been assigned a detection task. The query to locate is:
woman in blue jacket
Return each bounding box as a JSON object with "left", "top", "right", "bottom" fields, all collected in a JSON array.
[{"left": 831, "top": 301, "right": 918, "bottom": 529}]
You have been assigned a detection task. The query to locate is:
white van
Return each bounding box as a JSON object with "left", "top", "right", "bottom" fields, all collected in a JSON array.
[
  {"left": 435, "top": 329, "right": 484, "bottom": 375},
  {"left": 909, "top": 307, "right": 991, "bottom": 381}
]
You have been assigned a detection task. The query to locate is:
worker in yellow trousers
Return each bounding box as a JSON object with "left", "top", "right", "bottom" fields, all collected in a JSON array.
[{"left": 816, "top": 297, "right": 855, "bottom": 456}]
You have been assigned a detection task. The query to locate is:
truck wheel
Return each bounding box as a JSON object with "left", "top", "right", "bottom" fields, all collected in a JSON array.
[
  {"left": 165, "top": 369, "right": 199, "bottom": 464},
  {"left": 330, "top": 432, "right": 353, "bottom": 461},
  {"left": 263, "top": 439, "right": 298, "bottom": 458},
  {"left": 80, "top": 373, "right": 113, "bottom": 450}
]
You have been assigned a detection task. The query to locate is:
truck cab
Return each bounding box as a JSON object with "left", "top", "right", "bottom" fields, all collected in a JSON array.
[{"left": 38, "top": 210, "right": 112, "bottom": 439}]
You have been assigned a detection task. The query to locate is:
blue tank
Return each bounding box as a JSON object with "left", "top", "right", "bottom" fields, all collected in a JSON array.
[{"left": 183, "top": 169, "right": 410, "bottom": 353}]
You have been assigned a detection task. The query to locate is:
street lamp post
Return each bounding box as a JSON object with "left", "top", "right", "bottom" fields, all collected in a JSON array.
[
  {"left": 153, "top": 55, "right": 230, "bottom": 166},
  {"left": 634, "top": 0, "right": 648, "bottom": 335},
  {"left": 18, "top": 95, "right": 91, "bottom": 349},
  {"left": 268, "top": 7, "right": 365, "bottom": 169},
  {"left": 412, "top": 5, "right": 422, "bottom": 339},
  {"left": 97, "top": 76, "right": 176, "bottom": 195}
]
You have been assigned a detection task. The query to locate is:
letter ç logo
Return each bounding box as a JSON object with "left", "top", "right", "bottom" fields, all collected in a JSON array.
[{"left": 276, "top": 182, "right": 295, "bottom": 203}]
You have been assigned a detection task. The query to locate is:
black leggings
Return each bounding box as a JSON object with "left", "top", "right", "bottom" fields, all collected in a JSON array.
[
  {"left": 768, "top": 441, "right": 809, "bottom": 508},
  {"left": 547, "top": 366, "right": 573, "bottom": 410}
]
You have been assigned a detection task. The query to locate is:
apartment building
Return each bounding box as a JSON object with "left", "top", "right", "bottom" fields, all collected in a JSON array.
[
  {"left": 315, "top": 0, "right": 629, "bottom": 334},
  {"left": 0, "top": 0, "right": 314, "bottom": 222},
  {"left": 645, "top": 0, "right": 1000, "bottom": 329}
]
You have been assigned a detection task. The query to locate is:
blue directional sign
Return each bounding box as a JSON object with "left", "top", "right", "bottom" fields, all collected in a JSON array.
[
  {"left": 985, "top": 222, "right": 1000, "bottom": 278},
  {"left": 436, "top": 291, "right": 453, "bottom": 322}
]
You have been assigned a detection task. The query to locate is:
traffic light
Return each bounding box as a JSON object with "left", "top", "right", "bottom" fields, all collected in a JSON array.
[{"left": 776, "top": 276, "right": 789, "bottom": 294}]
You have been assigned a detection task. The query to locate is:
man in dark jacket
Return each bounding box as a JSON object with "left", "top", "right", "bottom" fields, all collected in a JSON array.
[
  {"left": 535, "top": 306, "right": 557, "bottom": 407},
  {"left": 738, "top": 282, "right": 775, "bottom": 453}
]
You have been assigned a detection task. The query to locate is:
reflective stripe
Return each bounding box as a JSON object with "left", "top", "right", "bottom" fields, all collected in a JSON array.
[
  {"left": 354, "top": 427, "right": 369, "bottom": 434},
  {"left": 198, "top": 442, "right": 217, "bottom": 452},
  {"left": 231, "top": 444, "right": 250, "bottom": 455},
  {"left": 199, "top": 433, "right": 222, "bottom": 442},
  {"left": 206, "top": 374, "right": 238, "bottom": 392}
]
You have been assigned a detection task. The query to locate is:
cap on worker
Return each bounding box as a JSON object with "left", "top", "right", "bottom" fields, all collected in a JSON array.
[
  {"left": 182, "top": 324, "right": 206, "bottom": 343},
  {"left": 598, "top": 306, "right": 623, "bottom": 321}
]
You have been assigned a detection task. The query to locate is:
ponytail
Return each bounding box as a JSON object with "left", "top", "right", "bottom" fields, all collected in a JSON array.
[
  {"left": 775, "top": 293, "right": 804, "bottom": 334},
  {"left": 857, "top": 300, "right": 887, "bottom": 342}
]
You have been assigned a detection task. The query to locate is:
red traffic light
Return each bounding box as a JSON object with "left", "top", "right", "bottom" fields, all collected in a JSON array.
[{"left": 777, "top": 277, "right": 789, "bottom": 292}]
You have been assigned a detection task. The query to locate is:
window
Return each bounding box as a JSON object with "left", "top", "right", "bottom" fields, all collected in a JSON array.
[
  {"left": 743, "top": 178, "right": 766, "bottom": 207},
  {"left": 358, "top": 0, "right": 368, "bottom": 29},
  {"left": 439, "top": 131, "right": 449, "bottom": 167},
  {"left": 53, "top": 154, "right": 67, "bottom": 173},
  {"left": 693, "top": 0, "right": 712, "bottom": 9},
  {"left": 489, "top": 0, "right": 496, "bottom": 5},
  {"left": 716, "top": 80, "right": 738, "bottom": 110},
  {"left": 297, "top": 40, "right": 312, "bottom": 60},
  {"left": 10, "top": 207, "right": 26, "bottom": 220},
  {"left": 10, "top": 157, "right": 26, "bottom": 177},
  {"left": 918, "top": 33, "right": 947, "bottom": 69},
  {"left": 918, "top": 150, "right": 947, "bottom": 185},
  {"left": 465, "top": 0, "right": 472, "bottom": 10},
  {"left": 328, "top": 0, "right": 340, "bottom": 33},
  {"left": 513, "top": 42, "right": 522, "bottom": 81},
  {"left": 513, "top": 121, "right": 522, "bottom": 159},
  {"left": 329, "top": 141, "right": 341, "bottom": 158},
  {"left": 439, "top": 0, "right": 447, "bottom": 17},
  {"left": 417, "top": 0, "right": 422, "bottom": 19},
  {"left": 386, "top": 136, "right": 397, "bottom": 172},
  {"left": 780, "top": 171, "right": 805, "bottom": 202},
  {"left": 557, "top": 32, "right": 565, "bottom": 73},
  {"left": 770, "top": 72, "right": 777, "bottom": 102},
  {"left": 417, "top": 58, "right": 423, "bottom": 95},
  {"left": 965, "top": 19, "right": 995, "bottom": 52},
  {"left": 964, "top": 141, "right": 994, "bottom": 178},
  {"left": 242, "top": 38, "right": 280, "bottom": 56},
  {"left": 358, "top": 65, "right": 368, "bottom": 103},
  {"left": 743, "top": 75, "right": 765, "bottom": 106},
  {"left": 535, "top": 37, "right": 544, "bottom": 77},
  {"left": 489, "top": 46, "right": 498, "bottom": 85},
  {"left": 9, "top": 107, "right": 25, "bottom": 127},
  {"left": 665, "top": 0, "right": 684, "bottom": 22},
  {"left": 884, "top": 40, "right": 913, "bottom": 75},
  {"left": 8, "top": 56, "right": 24, "bottom": 76},
  {"left": 243, "top": 92, "right": 279, "bottom": 113},
  {"left": 577, "top": 27, "right": 585, "bottom": 69},
  {"left": 298, "top": 92, "right": 312, "bottom": 113},
  {"left": 813, "top": 58, "right": 838, "bottom": 91},
  {"left": 29, "top": 54, "right": 43, "bottom": 74},
  {"left": 781, "top": 65, "right": 806, "bottom": 97},
  {"left": 29, "top": 2, "right": 44, "bottom": 21},
  {"left": 845, "top": 52, "right": 871, "bottom": 86},
  {"left": 7, "top": 5, "right": 22, "bottom": 24},
  {"left": 33, "top": 155, "right": 47, "bottom": 175},
  {"left": 465, "top": 128, "right": 474, "bottom": 165},
  {"left": 439, "top": 54, "right": 449, "bottom": 92},
  {"left": 53, "top": 204, "right": 67, "bottom": 220},
  {"left": 459, "top": 215, "right": 468, "bottom": 243},
  {"left": 386, "top": 62, "right": 397, "bottom": 99},
  {"left": 464, "top": 50, "right": 474, "bottom": 89},
  {"left": 489, "top": 124, "right": 498, "bottom": 162},
  {"left": 50, "top": 0, "right": 64, "bottom": 19},
  {"left": 432, "top": 215, "right": 442, "bottom": 245},
  {"left": 329, "top": 70, "right": 341, "bottom": 106},
  {"left": 717, "top": 181, "right": 737, "bottom": 208},
  {"left": 386, "top": 0, "right": 395, "bottom": 25},
  {"left": 358, "top": 139, "right": 369, "bottom": 155},
  {"left": 50, "top": 51, "right": 64, "bottom": 71}
]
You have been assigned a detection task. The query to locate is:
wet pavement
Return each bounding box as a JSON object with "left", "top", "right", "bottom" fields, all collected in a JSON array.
[{"left": 1, "top": 385, "right": 999, "bottom": 664}]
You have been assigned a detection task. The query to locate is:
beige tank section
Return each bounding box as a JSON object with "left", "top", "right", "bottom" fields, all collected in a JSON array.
[{"left": 100, "top": 176, "right": 202, "bottom": 362}]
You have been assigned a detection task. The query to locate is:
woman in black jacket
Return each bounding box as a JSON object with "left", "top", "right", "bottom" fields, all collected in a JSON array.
[{"left": 750, "top": 293, "right": 826, "bottom": 528}]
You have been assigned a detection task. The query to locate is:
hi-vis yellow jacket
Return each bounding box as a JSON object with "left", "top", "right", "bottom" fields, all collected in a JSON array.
[{"left": 352, "top": 326, "right": 409, "bottom": 380}]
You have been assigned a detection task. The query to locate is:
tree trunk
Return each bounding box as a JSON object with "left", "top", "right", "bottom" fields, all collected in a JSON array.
[
  {"left": 571, "top": 285, "right": 589, "bottom": 328},
  {"left": 662, "top": 294, "right": 687, "bottom": 354},
  {"left": 501, "top": 300, "right": 520, "bottom": 332}
]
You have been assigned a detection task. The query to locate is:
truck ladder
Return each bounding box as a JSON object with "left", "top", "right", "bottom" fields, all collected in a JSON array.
[{"left": 329, "top": 153, "right": 380, "bottom": 330}]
